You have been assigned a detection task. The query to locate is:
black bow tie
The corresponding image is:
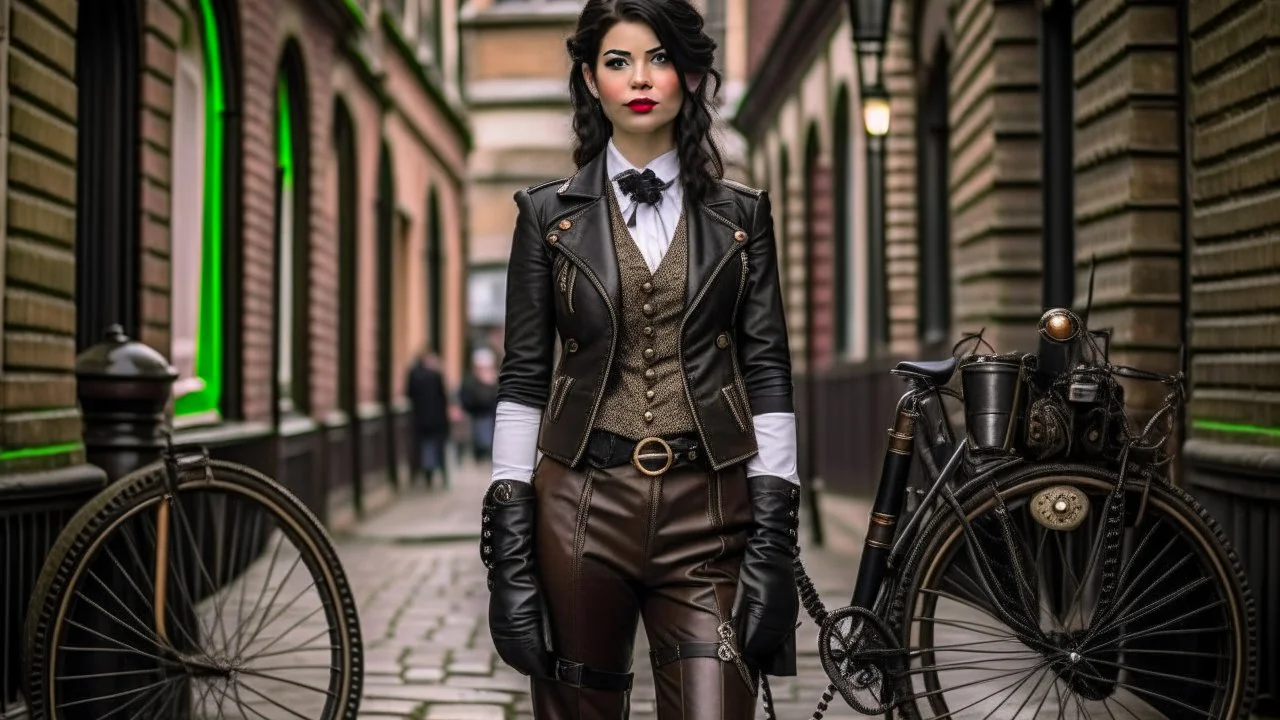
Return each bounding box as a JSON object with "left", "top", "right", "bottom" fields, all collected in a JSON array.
[{"left": 614, "top": 168, "right": 673, "bottom": 227}]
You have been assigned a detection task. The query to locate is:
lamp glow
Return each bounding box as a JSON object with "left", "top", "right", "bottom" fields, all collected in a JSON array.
[{"left": 863, "top": 95, "right": 892, "bottom": 137}]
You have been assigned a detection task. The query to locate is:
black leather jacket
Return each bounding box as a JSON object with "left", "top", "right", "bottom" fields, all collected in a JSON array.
[{"left": 497, "top": 151, "right": 793, "bottom": 471}]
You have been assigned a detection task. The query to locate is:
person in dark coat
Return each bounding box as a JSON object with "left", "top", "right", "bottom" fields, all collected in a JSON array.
[
  {"left": 406, "top": 348, "right": 451, "bottom": 488},
  {"left": 459, "top": 347, "right": 499, "bottom": 463}
]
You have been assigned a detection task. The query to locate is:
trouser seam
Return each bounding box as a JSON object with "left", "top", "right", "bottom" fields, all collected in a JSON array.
[{"left": 569, "top": 465, "right": 594, "bottom": 660}]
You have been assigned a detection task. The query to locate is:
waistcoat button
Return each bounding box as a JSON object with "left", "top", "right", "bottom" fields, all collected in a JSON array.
[
  {"left": 642, "top": 303, "right": 654, "bottom": 316},
  {"left": 643, "top": 348, "right": 655, "bottom": 360},
  {"left": 644, "top": 411, "right": 654, "bottom": 423},
  {"left": 643, "top": 326, "right": 653, "bottom": 336},
  {"left": 642, "top": 281, "right": 653, "bottom": 293}
]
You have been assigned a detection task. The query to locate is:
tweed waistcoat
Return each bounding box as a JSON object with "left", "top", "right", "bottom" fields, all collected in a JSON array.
[{"left": 592, "top": 187, "right": 696, "bottom": 440}]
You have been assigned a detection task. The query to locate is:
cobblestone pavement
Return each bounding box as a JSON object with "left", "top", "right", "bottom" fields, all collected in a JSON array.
[{"left": 333, "top": 458, "right": 874, "bottom": 720}]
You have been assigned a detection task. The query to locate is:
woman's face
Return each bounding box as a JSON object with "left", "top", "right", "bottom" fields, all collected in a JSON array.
[{"left": 583, "top": 20, "right": 683, "bottom": 143}]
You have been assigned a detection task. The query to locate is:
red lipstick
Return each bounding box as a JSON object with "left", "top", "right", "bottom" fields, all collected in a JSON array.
[{"left": 626, "top": 98, "right": 658, "bottom": 113}]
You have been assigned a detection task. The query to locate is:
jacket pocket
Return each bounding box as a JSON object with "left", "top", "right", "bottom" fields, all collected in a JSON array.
[
  {"left": 554, "top": 255, "right": 577, "bottom": 314},
  {"left": 720, "top": 384, "right": 749, "bottom": 434},
  {"left": 548, "top": 375, "right": 575, "bottom": 422}
]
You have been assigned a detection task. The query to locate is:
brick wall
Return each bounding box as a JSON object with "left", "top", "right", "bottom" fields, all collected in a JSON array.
[
  {"left": 745, "top": 0, "right": 788, "bottom": 78},
  {"left": 1074, "top": 0, "right": 1184, "bottom": 413},
  {"left": 805, "top": 159, "right": 835, "bottom": 369},
  {"left": 0, "top": 0, "right": 82, "bottom": 472},
  {"left": 240, "top": 0, "right": 275, "bottom": 423},
  {"left": 238, "top": 2, "right": 341, "bottom": 423},
  {"left": 949, "top": 0, "right": 1043, "bottom": 353},
  {"left": 137, "top": 0, "right": 181, "bottom": 356},
  {"left": 299, "top": 14, "right": 337, "bottom": 419},
  {"left": 1187, "top": 0, "right": 1280, "bottom": 445},
  {"left": 884, "top": 0, "right": 918, "bottom": 355}
]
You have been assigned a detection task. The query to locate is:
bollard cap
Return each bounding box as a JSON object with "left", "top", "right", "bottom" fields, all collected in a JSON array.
[{"left": 75, "top": 324, "right": 178, "bottom": 380}]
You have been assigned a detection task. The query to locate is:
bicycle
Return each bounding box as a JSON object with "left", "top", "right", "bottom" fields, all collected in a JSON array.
[
  {"left": 21, "top": 437, "right": 363, "bottom": 719},
  {"left": 772, "top": 305, "right": 1257, "bottom": 720}
]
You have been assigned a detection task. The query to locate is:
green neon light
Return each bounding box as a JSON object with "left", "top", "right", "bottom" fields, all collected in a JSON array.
[
  {"left": 1192, "top": 419, "right": 1280, "bottom": 439},
  {"left": 175, "top": 0, "right": 225, "bottom": 418},
  {"left": 0, "top": 442, "right": 83, "bottom": 461},
  {"left": 278, "top": 77, "right": 294, "bottom": 189},
  {"left": 343, "top": 0, "right": 366, "bottom": 26}
]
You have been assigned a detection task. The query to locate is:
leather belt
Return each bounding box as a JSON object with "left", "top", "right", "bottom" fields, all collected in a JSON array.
[{"left": 585, "top": 430, "right": 706, "bottom": 476}]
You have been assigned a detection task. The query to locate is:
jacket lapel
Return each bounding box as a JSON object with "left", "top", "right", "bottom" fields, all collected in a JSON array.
[
  {"left": 685, "top": 181, "right": 745, "bottom": 309},
  {"left": 553, "top": 153, "right": 621, "bottom": 313}
]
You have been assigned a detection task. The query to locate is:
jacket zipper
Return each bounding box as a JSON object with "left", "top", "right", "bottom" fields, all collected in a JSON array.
[
  {"left": 551, "top": 228, "right": 618, "bottom": 465},
  {"left": 678, "top": 216, "right": 747, "bottom": 462}
]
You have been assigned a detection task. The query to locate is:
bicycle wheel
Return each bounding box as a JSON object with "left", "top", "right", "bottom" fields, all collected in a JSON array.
[
  {"left": 23, "top": 455, "right": 362, "bottom": 719},
  {"left": 889, "top": 462, "right": 1256, "bottom": 719}
]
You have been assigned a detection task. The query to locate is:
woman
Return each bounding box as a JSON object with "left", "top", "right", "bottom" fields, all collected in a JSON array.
[{"left": 480, "top": 1, "right": 800, "bottom": 717}]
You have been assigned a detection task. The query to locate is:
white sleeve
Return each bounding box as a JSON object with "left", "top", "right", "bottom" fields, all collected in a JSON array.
[
  {"left": 490, "top": 400, "right": 543, "bottom": 483},
  {"left": 745, "top": 412, "right": 800, "bottom": 485}
]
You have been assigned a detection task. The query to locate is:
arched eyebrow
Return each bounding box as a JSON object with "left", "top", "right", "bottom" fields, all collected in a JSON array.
[{"left": 602, "top": 46, "right": 665, "bottom": 58}]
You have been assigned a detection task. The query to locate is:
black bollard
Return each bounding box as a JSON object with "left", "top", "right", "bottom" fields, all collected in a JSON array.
[{"left": 73, "top": 325, "right": 190, "bottom": 719}]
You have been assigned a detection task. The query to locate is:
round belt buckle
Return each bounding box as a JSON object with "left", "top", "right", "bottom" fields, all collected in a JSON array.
[{"left": 631, "top": 437, "right": 674, "bottom": 477}]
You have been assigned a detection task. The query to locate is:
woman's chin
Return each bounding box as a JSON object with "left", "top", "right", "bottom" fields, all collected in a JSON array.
[{"left": 612, "top": 115, "right": 677, "bottom": 140}]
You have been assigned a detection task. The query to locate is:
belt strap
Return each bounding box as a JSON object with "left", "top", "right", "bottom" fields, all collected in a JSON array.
[
  {"left": 553, "top": 657, "right": 634, "bottom": 692},
  {"left": 649, "top": 642, "right": 726, "bottom": 668}
]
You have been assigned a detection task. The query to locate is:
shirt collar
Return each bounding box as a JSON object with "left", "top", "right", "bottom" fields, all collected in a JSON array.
[{"left": 605, "top": 138, "right": 681, "bottom": 189}]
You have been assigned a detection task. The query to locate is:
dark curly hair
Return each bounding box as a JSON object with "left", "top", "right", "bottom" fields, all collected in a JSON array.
[{"left": 566, "top": 0, "right": 724, "bottom": 203}]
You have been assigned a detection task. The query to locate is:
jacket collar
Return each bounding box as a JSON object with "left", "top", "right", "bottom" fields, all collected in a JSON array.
[{"left": 553, "top": 150, "right": 745, "bottom": 311}]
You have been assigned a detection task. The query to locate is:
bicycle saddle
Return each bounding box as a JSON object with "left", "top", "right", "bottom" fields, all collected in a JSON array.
[{"left": 891, "top": 357, "right": 958, "bottom": 385}]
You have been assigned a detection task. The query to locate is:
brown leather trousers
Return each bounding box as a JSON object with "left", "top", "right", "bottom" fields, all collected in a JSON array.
[{"left": 531, "top": 455, "right": 758, "bottom": 719}]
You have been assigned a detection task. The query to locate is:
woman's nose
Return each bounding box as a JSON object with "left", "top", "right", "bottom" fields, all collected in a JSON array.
[{"left": 630, "top": 68, "right": 651, "bottom": 89}]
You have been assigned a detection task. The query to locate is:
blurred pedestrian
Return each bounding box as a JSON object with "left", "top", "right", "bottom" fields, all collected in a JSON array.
[
  {"left": 405, "top": 347, "right": 451, "bottom": 488},
  {"left": 479, "top": 1, "right": 800, "bottom": 717},
  {"left": 459, "top": 347, "right": 499, "bottom": 463}
]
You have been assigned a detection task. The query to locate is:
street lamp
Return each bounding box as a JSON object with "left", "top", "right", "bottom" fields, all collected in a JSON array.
[{"left": 847, "top": 0, "right": 894, "bottom": 353}]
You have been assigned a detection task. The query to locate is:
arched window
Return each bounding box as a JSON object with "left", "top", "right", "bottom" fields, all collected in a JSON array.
[
  {"left": 333, "top": 99, "right": 358, "bottom": 414},
  {"left": 425, "top": 188, "right": 444, "bottom": 354},
  {"left": 777, "top": 146, "right": 790, "bottom": 303},
  {"left": 376, "top": 142, "right": 395, "bottom": 406},
  {"left": 803, "top": 124, "right": 828, "bottom": 369},
  {"left": 170, "top": 0, "right": 236, "bottom": 421},
  {"left": 833, "top": 86, "right": 853, "bottom": 358},
  {"left": 275, "top": 44, "right": 311, "bottom": 415},
  {"left": 917, "top": 41, "right": 953, "bottom": 350}
]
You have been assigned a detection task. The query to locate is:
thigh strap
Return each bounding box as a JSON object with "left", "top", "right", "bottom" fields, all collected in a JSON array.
[
  {"left": 648, "top": 642, "right": 726, "bottom": 668},
  {"left": 553, "top": 657, "right": 634, "bottom": 692},
  {"left": 649, "top": 632, "right": 758, "bottom": 695}
]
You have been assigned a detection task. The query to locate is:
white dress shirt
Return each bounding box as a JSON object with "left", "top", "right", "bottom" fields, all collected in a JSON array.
[{"left": 491, "top": 139, "right": 800, "bottom": 485}]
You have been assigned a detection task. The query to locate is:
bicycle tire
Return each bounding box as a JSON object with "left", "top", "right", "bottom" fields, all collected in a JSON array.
[
  {"left": 22, "top": 458, "right": 363, "bottom": 719},
  {"left": 888, "top": 462, "right": 1257, "bottom": 719}
]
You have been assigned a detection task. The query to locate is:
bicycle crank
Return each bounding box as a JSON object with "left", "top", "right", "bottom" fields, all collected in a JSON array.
[{"left": 816, "top": 605, "right": 902, "bottom": 715}]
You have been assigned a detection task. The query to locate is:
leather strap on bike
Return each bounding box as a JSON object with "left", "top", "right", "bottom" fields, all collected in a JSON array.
[{"left": 552, "top": 657, "right": 633, "bottom": 692}]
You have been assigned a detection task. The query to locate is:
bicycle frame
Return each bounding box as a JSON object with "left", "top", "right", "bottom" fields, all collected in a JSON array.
[{"left": 847, "top": 379, "right": 963, "bottom": 613}]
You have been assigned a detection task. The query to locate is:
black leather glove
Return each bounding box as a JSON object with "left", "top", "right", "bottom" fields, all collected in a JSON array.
[
  {"left": 481, "top": 479, "right": 553, "bottom": 678},
  {"left": 732, "top": 474, "right": 800, "bottom": 674}
]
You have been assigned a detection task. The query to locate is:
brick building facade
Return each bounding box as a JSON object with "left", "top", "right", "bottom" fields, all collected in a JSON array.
[
  {"left": 0, "top": 0, "right": 469, "bottom": 706},
  {"left": 736, "top": 0, "right": 1279, "bottom": 710}
]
